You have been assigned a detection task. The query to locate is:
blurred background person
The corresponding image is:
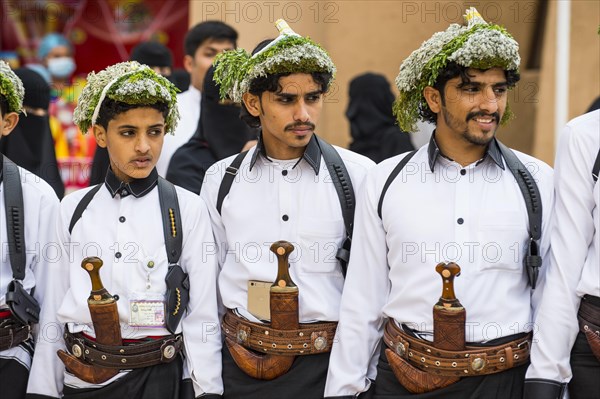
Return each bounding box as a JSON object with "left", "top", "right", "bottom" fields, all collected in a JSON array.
[
  {"left": 156, "top": 20, "right": 238, "bottom": 176},
  {"left": 166, "top": 66, "right": 257, "bottom": 193},
  {"left": 346, "top": 73, "right": 414, "bottom": 163},
  {"left": 37, "top": 33, "right": 94, "bottom": 194},
  {"left": 0, "top": 67, "right": 64, "bottom": 197}
]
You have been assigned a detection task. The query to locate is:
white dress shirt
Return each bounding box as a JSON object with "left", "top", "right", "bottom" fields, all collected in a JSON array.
[
  {"left": 526, "top": 109, "right": 600, "bottom": 383},
  {"left": 0, "top": 162, "right": 60, "bottom": 369},
  {"left": 27, "top": 168, "right": 222, "bottom": 398},
  {"left": 324, "top": 137, "right": 554, "bottom": 396},
  {"left": 156, "top": 85, "right": 201, "bottom": 176},
  {"left": 201, "top": 135, "right": 374, "bottom": 324}
]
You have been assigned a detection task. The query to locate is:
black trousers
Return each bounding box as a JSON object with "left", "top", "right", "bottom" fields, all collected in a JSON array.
[
  {"left": 373, "top": 345, "right": 528, "bottom": 399},
  {"left": 222, "top": 344, "right": 330, "bottom": 399},
  {"left": 568, "top": 331, "right": 600, "bottom": 399},
  {"left": 0, "top": 358, "right": 29, "bottom": 399},
  {"left": 62, "top": 357, "right": 183, "bottom": 399}
]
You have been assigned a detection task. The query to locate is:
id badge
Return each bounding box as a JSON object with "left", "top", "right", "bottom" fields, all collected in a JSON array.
[{"left": 129, "top": 292, "right": 166, "bottom": 328}]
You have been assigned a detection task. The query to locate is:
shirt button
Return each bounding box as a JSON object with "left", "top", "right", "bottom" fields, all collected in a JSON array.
[
  {"left": 457, "top": 218, "right": 464, "bottom": 225},
  {"left": 282, "top": 170, "right": 288, "bottom": 176},
  {"left": 119, "top": 216, "right": 126, "bottom": 223},
  {"left": 121, "top": 189, "right": 129, "bottom": 196},
  {"left": 115, "top": 252, "right": 122, "bottom": 259},
  {"left": 282, "top": 215, "right": 289, "bottom": 221},
  {"left": 460, "top": 169, "right": 466, "bottom": 176}
]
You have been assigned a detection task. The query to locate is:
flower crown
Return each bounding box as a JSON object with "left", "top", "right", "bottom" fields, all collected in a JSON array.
[
  {"left": 0, "top": 60, "right": 25, "bottom": 114},
  {"left": 73, "top": 61, "right": 179, "bottom": 134},
  {"left": 213, "top": 19, "right": 336, "bottom": 103},
  {"left": 394, "top": 7, "right": 520, "bottom": 132}
]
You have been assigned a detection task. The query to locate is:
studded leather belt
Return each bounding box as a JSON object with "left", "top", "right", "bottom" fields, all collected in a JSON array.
[
  {"left": 64, "top": 330, "right": 183, "bottom": 369},
  {"left": 383, "top": 320, "right": 531, "bottom": 378},
  {"left": 0, "top": 316, "right": 30, "bottom": 351},
  {"left": 222, "top": 310, "right": 337, "bottom": 356},
  {"left": 578, "top": 295, "right": 600, "bottom": 336}
]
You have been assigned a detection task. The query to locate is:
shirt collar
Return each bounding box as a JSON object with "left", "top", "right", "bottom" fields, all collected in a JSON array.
[
  {"left": 427, "top": 131, "right": 505, "bottom": 172},
  {"left": 249, "top": 132, "right": 322, "bottom": 174},
  {"left": 104, "top": 167, "right": 159, "bottom": 198}
]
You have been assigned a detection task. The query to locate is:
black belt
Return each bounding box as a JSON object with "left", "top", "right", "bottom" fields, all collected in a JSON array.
[
  {"left": 0, "top": 316, "right": 30, "bottom": 351},
  {"left": 64, "top": 330, "right": 183, "bottom": 369}
]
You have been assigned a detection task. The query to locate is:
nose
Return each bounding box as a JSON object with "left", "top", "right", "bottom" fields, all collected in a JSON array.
[
  {"left": 135, "top": 135, "right": 150, "bottom": 153},
  {"left": 479, "top": 87, "right": 499, "bottom": 114},
  {"left": 293, "top": 100, "right": 310, "bottom": 122}
]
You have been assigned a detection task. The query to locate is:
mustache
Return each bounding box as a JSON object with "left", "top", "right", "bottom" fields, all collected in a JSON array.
[
  {"left": 467, "top": 111, "right": 500, "bottom": 122},
  {"left": 284, "top": 122, "right": 315, "bottom": 131}
]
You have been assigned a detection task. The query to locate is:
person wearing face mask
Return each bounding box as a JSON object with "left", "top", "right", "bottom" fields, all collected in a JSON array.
[{"left": 37, "top": 33, "right": 96, "bottom": 194}]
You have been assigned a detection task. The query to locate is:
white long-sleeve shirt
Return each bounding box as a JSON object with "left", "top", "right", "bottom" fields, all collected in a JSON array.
[
  {"left": 324, "top": 137, "right": 554, "bottom": 396},
  {"left": 156, "top": 86, "right": 201, "bottom": 176},
  {"left": 0, "top": 161, "right": 60, "bottom": 368},
  {"left": 526, "top": 109, "right": 600, "bottom": 383},
  {"left": 201, "top": 135, "right": 374, "bottom": 324},
  {"left": 27, "top": 168, "right": 222, "bottom": 398}
]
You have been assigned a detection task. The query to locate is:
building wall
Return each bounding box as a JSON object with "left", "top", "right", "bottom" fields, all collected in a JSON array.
[{"left": 190, "top": 1, "right": 600, "bottom": 164}]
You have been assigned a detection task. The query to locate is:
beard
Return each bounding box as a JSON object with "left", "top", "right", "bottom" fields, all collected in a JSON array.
[{"left": 441, "top": 107, "right": 501, "bottom": 147}]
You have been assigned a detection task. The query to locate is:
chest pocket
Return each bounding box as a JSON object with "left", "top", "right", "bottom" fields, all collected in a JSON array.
[
  {"left": 297, "top": 217, "right": 344, "bottom": 275},
  {"left": 477, "top": 211, "right": 528, "bottom": 273}
]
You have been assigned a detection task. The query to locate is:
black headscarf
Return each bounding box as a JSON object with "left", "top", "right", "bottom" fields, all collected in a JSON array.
[
  {"left": 166, "top": 66, "right": 257, "bottom": 193},
  {"left": 347, "top": 73, "right": 414, "bottom": 163},
  {"left": 0, "top": 68, "right": 64, "bottom": 197}
]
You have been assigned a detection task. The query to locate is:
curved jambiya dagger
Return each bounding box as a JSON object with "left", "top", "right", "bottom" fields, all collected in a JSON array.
[
  {"left": 386, "top": 262, "right": 463, "bottom": 393},
  {"left": 226, "top": 241, "right": 297, "bottom": 380},
  {"left": 57, "top": 257, "right": 122, "bottom": 383}
]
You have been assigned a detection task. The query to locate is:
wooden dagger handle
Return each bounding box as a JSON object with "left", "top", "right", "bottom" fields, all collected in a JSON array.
[
  {"left": 81, "top": 257, "right": 113, "bottom": 304},
  {"left": 433, "top": 262, "right": 465, "bottom": 350},
  {"left": 269, "top": 241, "right": 298, "bottom": 330},
  {"left": 269, "top": 241, "right": 297, "bottom": 292}
]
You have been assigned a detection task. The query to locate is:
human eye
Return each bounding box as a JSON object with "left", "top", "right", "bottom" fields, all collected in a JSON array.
[
  {"left": 120, "top": 130, "right": 135, "bottom": 137},
  {"left": 493, "top": 86, "right": 508, "bottom": 95},
  {"left": 148, "top": 128, "right": 163, "bottom": 136},
  {"left": 306, "top": 94, "right": 322, "bottom": 103}
]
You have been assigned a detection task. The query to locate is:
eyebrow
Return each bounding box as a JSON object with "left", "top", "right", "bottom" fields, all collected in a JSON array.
[
  {"left": 275, "top": 90, "right": 323, "bottom": 98},
  {"left": 117, "top": 123, "right": 164, "bottom": 129},
  {"left": 458, "top": 81, "right": 508, "bottom": 88}
]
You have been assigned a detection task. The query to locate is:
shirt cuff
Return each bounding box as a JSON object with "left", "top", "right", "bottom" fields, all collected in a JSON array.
[{"left": 523, "top": 379, "right": 566, "bottom": 399}]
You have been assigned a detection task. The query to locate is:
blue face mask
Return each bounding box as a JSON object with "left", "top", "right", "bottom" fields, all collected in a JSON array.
[{"left": 47, "top": 57, "right": 76, "bottom": 79}]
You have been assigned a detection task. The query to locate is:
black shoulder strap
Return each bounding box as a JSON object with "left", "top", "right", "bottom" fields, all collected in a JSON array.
[
  {"left": 315, "top": 136, "right": 355, "bottom": 238},
  {"left": 2, "top": 155, "right": 26, "bottom": 280},
  {"left": 592, "top": 148, "right": 600, "bottom": 183},
  {"left": 157, "top": 177, "right": 183, "bottom": 264},
  {"left": 68, "top": 184, "right": 103, "bottom": 234},
  {"left": 216, "top": 150, "right": 249, "bottom": 215},
  {"left": 377, "top": 151, "right": 417, "bottom": 219},
  {"left": 496, "top": 141, "right": 543, "bottom": 289},
  {"left": 496, "top": 141, "right": 542, "bottom": 241}
]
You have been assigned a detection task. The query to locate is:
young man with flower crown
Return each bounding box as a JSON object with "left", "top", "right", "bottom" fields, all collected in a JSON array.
[
  {"left": 203, "top": 20, "right": 374, "bottom": 399},
  {"left": 0, "top": 61, "right": 60, "bottom": 399},
  {"left": 324, "top": 8, "right": 554, "bottom": 399},
  {"left": 26, "top": 61, "right": 222, "bottom": 399}
]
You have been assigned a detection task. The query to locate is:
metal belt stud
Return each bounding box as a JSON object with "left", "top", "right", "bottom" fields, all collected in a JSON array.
[
  {"left": 471, "top": 357, "right": 486, "bottom": 372},
  {"left": 395, "top": 342, "right": 406, "bottom": 356},
  {"left": 163, "top": 345, "right": 176, "bottom": 359},
  {"left": 72, "top": 344, "right": 83, "bottom": 358},
  {"left": 237, "top": 329, "right": 248, "bottom": 344},
  {"left": 314, "top": 336, "right": 327, "bottom": 351}
]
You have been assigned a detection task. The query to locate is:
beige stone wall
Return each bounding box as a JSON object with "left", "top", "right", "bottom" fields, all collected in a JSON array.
[{"left": 190, "top": 1, "right": 600, "bottom": 164}]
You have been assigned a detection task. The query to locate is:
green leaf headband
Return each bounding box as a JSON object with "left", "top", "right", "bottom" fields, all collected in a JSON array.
[
  {"left": 213, "top": 19, "right": 336, "bottom": 103},
  {"left": 394, "top": 7, "right": 520, "bottom": 132},
  {"left": 0, "top": 60, "right": 25, "bottom": 115},
  {"left": 73, "top": 61, "right": 179, "bottom": 134}
]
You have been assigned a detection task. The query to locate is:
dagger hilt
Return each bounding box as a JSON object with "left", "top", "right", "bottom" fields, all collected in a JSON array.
[
  {"left": 434, "top": 262, "right": 463, "bottom": 309},
  {"left": 81, "top": 257, "right": 114, "bottom": 304},
  {"left": 269, "top": 241, "right": 298, "bottom": 293}
]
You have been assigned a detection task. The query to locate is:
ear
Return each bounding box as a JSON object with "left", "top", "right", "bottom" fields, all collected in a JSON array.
[
  {"left": 0, "top": 112, "right": 19, "bottom": 136},
  {"left": 183, "top": 54, "right": 194, "bottom": 74},
  {"left": 423, "top": 86, "right": 442, "bottom": 114},
  {"left": 93, "top": 124, "right": 108, "bottom": 148},
  {"left": 242, "top": 92, "right": 261, "bottom": 117}
]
